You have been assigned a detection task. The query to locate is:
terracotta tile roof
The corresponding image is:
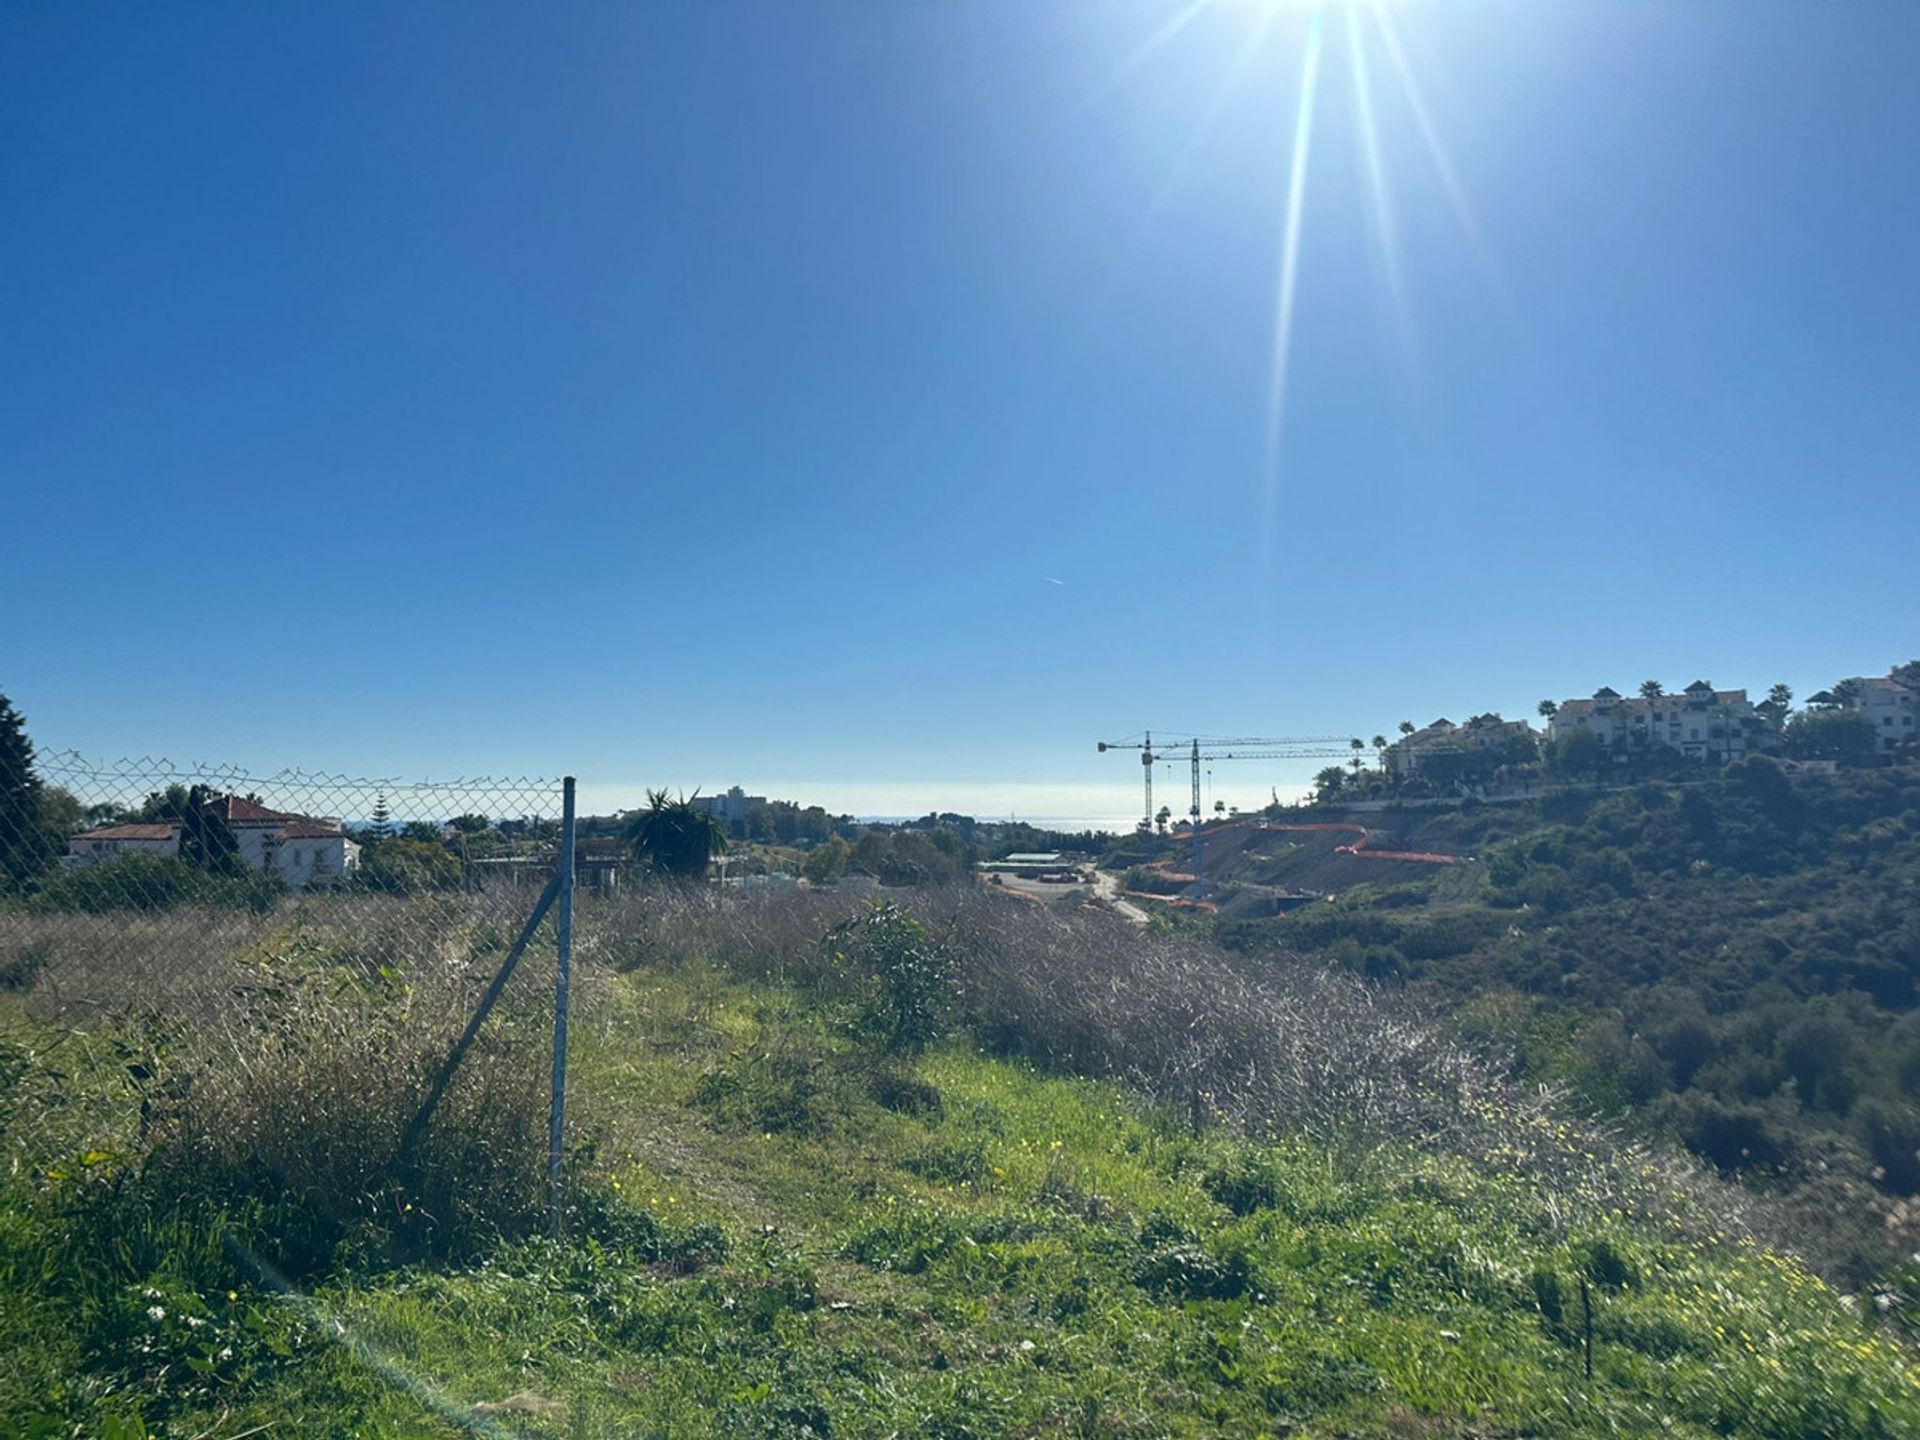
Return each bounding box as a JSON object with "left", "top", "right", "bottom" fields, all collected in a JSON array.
[
  {"left": 213, "top": 796, "right": 307, "bottom": 824},
  {"left": 272, "top": 821, "right": 348, "bottom": 840},
  {"left": 70, "top": 823, "right": 180, "bottom": 842}
]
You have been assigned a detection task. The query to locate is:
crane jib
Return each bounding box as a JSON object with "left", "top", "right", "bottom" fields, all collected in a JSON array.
[{"left": 1095, "top": 731, "right": 1356, "bottom": 899}]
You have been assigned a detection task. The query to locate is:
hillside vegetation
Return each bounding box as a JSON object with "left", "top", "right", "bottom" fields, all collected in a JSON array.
[
  {"left": 1210, "top": 761, "right": 1920, "bottom": 1278},
  {"left": 3, "top": 888, "right": 1916, "bottom": 1437}
]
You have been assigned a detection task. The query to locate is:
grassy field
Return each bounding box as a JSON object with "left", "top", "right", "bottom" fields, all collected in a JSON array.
[{"left": 2, "top": 890, "right": 1916, "bottom": 1438}]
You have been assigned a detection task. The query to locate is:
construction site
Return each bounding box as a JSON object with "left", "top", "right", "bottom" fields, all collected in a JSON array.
[{"left": 970, "top": 732, "right": 1486, "bottom": 923}]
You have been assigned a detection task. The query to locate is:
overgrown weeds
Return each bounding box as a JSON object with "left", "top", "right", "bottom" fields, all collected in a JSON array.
[
  {"left": 590, "top": 888, "right": 1771, "bottom": 1267},
  {"left": 2, "top": 894, "right": 569, "bottom": 1296},
  {"left": 3, "top": 882, "right": 1918, "bottom": 1437}
]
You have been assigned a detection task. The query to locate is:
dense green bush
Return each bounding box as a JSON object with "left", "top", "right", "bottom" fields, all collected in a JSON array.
[
  {"left": 353, "top": 837, "right": 463, "bottom": 895},
  {"left": 821, "top": 902, "right": 956, "bottom": 1052}
]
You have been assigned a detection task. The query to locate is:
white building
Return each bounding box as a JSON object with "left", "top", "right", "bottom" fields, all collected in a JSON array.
[
  {"left": 260, "top": 819, "right": 361, "bottom": 889},
  {"left": 1548, "top": 682, "right": 1760, "bottom": 766},
  {"left": 691, "top": 786, "right": 766, "bottom": 828},
  {"left": 66, "top": 795, "right": 359, "bottom": 890},
  {"left": 1838, "top": 675, "right": 1917, "bottom": 755},
  {"left": 1389, "top": 715, "right": 1539, "bottom": 776},
  {"left": 65, "top": 822, "right": 183, "bottom": 867}
]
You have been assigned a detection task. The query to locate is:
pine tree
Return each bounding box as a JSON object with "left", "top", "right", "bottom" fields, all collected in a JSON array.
[
  {"left": 368, "top": 793, "right": 393, "bottom": 841},
  {"left": 0, "top": 691, "right": 47, "bottom": 890},
  {"left": 178, "top": 784, "right": 243, "bottom": 874}
]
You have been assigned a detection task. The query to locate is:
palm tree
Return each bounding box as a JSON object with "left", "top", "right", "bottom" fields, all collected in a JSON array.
[
  {"left": 1640, "top": 680, "right": 1664, "bottom": 699},
  {"left": 1349, "top": 738, "right": 1366, "bottom": 777},
  {"left": 1155, "top": 805, "right": 1171, "bottom": 836},
  {"left": 1758, "top": 682, "right": 1793, "bottom": 731},
  {"left": 1371, "top": 734, "right": 1389, "bottom": 771},
  {"left": 1398, "top": 720, "right": 1416, "bottom": 736},
  {"left": 1537, "top": 699, "right": 1558, "bottom": 720},
  {"left": 1832, "top": 678, "right": 1863, "bottom": 709},
  {"left": 626, "top": 789, "right": 728, "bottom": 879}
]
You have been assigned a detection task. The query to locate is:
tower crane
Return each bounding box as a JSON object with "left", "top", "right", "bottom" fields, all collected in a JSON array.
[{"left": 1096, "top": 732, "right": 1351, "bottom": 898}]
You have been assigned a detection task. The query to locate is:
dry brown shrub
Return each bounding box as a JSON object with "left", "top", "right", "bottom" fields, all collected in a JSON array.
[{"left": 3, "top": 889, "right": 570, "bottom": 1274}]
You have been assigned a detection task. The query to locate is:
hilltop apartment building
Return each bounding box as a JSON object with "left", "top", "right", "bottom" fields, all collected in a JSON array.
[
  {"left": 1547, "top": 681, "right": 1758, "bottom": 766},
  {"left": 1389, "top": 714, "right": 1540, "bottom": 775},
  {"left": 1832, "top": 676, "right": 1918, "bottom": 755}
]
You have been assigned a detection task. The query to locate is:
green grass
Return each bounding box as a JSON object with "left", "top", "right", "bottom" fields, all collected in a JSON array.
[{"left": 4, "top": 958, "right": 1917, "bottom": 1439}]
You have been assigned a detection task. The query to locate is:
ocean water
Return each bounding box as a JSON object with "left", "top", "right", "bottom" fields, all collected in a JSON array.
[{"left": 855, "top": 815, "right": 1139, "bottom": 835}]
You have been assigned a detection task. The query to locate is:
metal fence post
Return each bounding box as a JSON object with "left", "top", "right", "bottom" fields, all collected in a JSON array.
[
  {"left": 400, "top": 868, "right": 562, "bottom": 1161},
  {"left": 548, "top": 775, "right": 576, "bottom": 1233}
]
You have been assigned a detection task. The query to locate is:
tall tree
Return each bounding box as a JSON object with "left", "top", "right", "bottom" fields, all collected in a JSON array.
[
  {"left": 367, "top": 793, "right": 393, "bottom": 840},
  {"left": 801, "top": 834, "right": 851, "bottom": 885},
  {"left": 1537, "top": 700, "right": 1558, "bottom": 719},
  {"left": 1640, "top": 680, "right": 1665, "bottom": 699},
  {"left": 1398, "top": 719, "right": 1416, "bottom": 736},
  {"left": 1349, "top": 737, "right": 1366, "bottom": 777},
  {"left": 1371, "top": 735, "right": 1389, "bottom": 771},
  {"left": 1312, "top": 766, "right": 1348, "bottom": 803},
  {"left": 1783, "top": 709, "right": 1877, "bottom": 766},
  {"left": 179, "top": 786, "right": 243, "bottom": 874},
  {"left": 1758, "top": 683, "right": 1794, "bottom": 729},
  {"left": 626, "top": 789, "right": 728, "bottom": 879},
  {"left": 0, "top": 691, "right": 48, "bottom": 889}
]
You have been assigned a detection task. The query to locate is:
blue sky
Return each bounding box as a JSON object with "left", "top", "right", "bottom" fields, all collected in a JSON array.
[{"left": 4, "top": 1, "right": 1916, "bottom": 822}]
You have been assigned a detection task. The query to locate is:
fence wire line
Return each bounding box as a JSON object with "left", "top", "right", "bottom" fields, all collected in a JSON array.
[{"left": 1, "top": 752, "right": 573, "bottom": 1027}]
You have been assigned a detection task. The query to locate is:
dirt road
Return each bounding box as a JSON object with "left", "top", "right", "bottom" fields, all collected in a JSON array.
[{"left": 1091, "top": 868, "right": 1151, "bottom": 926}]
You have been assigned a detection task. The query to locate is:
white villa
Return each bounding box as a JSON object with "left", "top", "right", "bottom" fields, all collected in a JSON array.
[
  {"left": 66, "top": 794, "right": 361, "bottom": 890},
  {"left": 64, "top": 823, "right": 183, "bottom": 865},
  {"left": 1389, "top": 714, "right": 1540, "bottom": 775}
]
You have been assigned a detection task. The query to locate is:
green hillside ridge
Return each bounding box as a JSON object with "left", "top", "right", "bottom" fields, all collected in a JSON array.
[
  {"left": 1204, "top": 761, "right": 1920, "bottom": 1279},
  {"left": 4, "top": 890, "right": 1917, "bottom": 1438}
]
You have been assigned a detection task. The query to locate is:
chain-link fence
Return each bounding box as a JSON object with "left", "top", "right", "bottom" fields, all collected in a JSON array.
[
  {"left": 2, "top": 752, "right": 572, "bottom": 1018},
  {"left": 1, "top": 752, "right": 585, "bottom": 1230}
]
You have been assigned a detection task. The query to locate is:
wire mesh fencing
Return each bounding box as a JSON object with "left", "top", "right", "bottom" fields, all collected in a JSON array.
[
  {"left": 0, "top": 753, "right": 595, "bottom": 1237},
  {"left": 1, "top": 752, "right": 574, "bottom": 1026}
]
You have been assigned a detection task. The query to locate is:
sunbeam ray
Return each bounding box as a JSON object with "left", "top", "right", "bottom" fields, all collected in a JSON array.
[
  {"left": 1101, "top": 3, "right": 1283, "bottom": 298},
  {"left": 229, "top": 1238, "right": 519, "bottom": 1437},
  {"left": 1371, "top": 2, "right": 1501, "bottom": 291},
  {"left": 1347, "top": 4, "right": 1416, "bottom": 369},
  {"left": 1080, "top": 0, "right": 1216, "bottom": 112},
  {"left": 1259, "top": 3, "right": 1326, "bottom": 546}
]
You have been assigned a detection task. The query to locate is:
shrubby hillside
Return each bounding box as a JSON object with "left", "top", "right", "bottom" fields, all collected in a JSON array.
[
  {"left": 3, "top": 887, "right": 1917, "bottom": 1436},
  {"left": 1217, "top": 761, "right": 1920, "bottom": 1278}
]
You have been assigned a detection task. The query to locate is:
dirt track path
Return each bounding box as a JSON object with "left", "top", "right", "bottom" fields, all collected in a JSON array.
[{"left": 1091, "top": 869, "right": 1151, "bottom": 926}]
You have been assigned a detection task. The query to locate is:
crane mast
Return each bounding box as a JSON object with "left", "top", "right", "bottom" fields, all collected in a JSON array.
[{"left": 1096, "top": 731, "right": 1352, "bottom": 899}]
